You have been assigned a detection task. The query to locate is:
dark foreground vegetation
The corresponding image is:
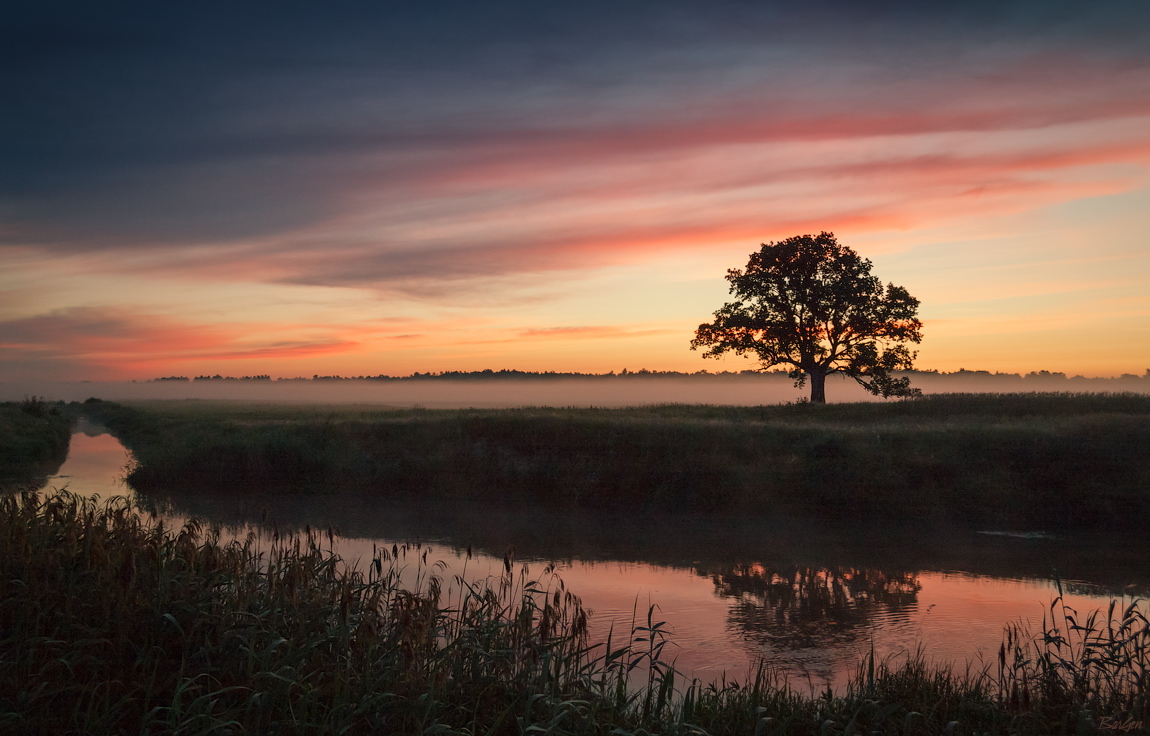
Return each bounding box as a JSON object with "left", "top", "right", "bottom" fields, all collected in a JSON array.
[
  {"left": 1, "top": 491, "right": 1146, "bottom": 735},
  {"left": 82, "top": 393, "right": 1150, "bottom": 532},
  {"left": 0, "top": 398, "right": 71, "bottom": 490}
]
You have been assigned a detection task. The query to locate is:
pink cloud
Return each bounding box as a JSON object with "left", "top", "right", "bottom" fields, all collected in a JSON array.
[{"left": 0, "top": 307, "right": 372, "bottom": 380}]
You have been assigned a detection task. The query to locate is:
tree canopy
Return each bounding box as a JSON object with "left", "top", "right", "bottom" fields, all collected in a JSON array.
[{"left": 691, "top": 232, "right": 923, "bottom": 403}]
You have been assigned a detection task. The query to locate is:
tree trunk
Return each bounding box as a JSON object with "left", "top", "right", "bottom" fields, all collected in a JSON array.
[{"left": 809, "top": 369, "right": 827, "bottom": 404}]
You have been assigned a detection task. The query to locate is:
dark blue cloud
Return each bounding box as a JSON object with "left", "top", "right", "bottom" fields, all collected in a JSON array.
[{"left": 3, "top": 0, "right": 1148, "bottom": 251}]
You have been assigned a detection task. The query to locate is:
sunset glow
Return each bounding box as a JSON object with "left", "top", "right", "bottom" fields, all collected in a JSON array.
[{"left": 3, "top": 2, "right": 1149, "bottom": 383}]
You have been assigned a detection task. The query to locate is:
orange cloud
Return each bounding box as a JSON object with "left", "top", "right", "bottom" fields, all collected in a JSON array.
[
  {"left": 515, "top": 326, "right": 674, "bottom": 341},
  {"left": 0, "top": 307, "right": 376, "bottom": 380}
]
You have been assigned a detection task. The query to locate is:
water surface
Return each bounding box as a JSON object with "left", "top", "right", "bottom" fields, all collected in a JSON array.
[{"left": 40, "top": 427, "right": 1150, "bottom": 689}]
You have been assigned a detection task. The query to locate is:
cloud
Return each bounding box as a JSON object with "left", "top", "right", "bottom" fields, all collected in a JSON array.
[
  {"left": 4, "top": 1, "right": 1150, "bottom": 379},
  {"left": 4, "top": 1, "right": 1148, "bottom": 261},
  {"left": 0, "top": 307, "right": 366, "bottom": 380},
  {"left": 80, "top": 113, "right": 1145, "bottom": 298},
  {"left": 515, "top": 326, "right": 673, "bottom": 341}
]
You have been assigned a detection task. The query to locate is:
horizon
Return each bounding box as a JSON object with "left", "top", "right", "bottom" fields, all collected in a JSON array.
[
  {"left": 9, "top": 364, "right": 1150, "bottom": 385},
  {"left": 3, "top": 1, "right": 1149, "bottom": 381},
  {"left": 32, "top": 365, "right": 1150, "bottom": 382},
  {"left": 6, "top": 367, "right": 1148, "bottom": 408}
]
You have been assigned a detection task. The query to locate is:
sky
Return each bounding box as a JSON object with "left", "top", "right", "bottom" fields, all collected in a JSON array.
[{"left": 3, "top": 0, "right": 1149, "bottom": 382}]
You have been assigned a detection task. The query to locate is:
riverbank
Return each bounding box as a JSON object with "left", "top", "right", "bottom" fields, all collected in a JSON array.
[
  {"left": 80, "top": 393, "right": 1150, "bottom": 532},
  {"left": 2, "top": 490, "right": 1146, "bottom": 735},
  {"left": 0, "top": 398, "right": 71, "bottom": 490}
]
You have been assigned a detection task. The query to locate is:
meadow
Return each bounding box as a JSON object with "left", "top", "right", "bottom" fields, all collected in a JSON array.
[
  {"left": 1, "top": 490, "right": 1146, "bottom": 735},
  {"left": 3, "top": 393, "right": 1150, "bottom": 733},
  {"left": 80, "top": 393, "right": 1150, "bottom": 532}
]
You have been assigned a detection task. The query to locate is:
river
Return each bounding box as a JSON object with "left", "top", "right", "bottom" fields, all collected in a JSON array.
[{"left": 40, "top": 424, "right": 1150, "bottom": 691}]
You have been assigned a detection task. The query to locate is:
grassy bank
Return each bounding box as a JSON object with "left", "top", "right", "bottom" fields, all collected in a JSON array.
[
  {"left": 80, "top": 393, "right": 1150, "bottom": 531},
  {"left": 1, "top": 491, "right": 1146, "bottom": 735},
  {"left": 0, "top": 398, "right": 71, "bottom": 490}
]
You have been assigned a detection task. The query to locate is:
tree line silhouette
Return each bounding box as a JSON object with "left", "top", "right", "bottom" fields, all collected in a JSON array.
[{"left": 147, "top": 368, "right": 1150, "bottom": 384}]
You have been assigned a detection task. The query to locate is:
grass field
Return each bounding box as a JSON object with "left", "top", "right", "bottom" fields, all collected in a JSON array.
[{"left": 79, "top": 393, "right": 1150, "bottom": 532}]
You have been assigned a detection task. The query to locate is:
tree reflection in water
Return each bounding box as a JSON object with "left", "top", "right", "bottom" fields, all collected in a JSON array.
[{"left": 705, "top": 563, "right": 921, "bottom": 682}]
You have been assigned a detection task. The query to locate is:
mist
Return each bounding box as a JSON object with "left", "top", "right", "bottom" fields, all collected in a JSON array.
[{"left": 4, "top": 373, "right": 1147, "bottom": 407}]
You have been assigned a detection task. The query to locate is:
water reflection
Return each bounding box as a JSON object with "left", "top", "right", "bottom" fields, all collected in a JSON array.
[
  {"left": 142, "top": 487, "right": 1150, "bottom": 599},
  {"left": 41, "top": 421, "right": 134, "bottom": 501},
  {"left": 31, "top": 429, "right": 1150, "bottom": 689},
  {"left": 703, "top": 563, "right": 919, "bottom": 682},
  {"left": 713, "top": 565, "right": 920, "bottom": 642}
]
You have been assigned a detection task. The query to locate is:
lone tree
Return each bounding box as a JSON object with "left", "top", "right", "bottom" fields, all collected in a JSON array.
[{"left": 691, "top": 232, "right": 923, "bottom": 404}]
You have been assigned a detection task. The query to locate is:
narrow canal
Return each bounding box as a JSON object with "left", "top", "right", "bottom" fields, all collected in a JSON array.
[{"left": 40, "top": 423, "right": 1150, "bottom": 690}]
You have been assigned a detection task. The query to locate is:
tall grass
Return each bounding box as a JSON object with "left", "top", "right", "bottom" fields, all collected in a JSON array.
[
  {"left": 998, "top": 580, "right": 1149, "bottom": 732},
  {"left": 2, "top": 491, "right": 1147, "bottom": 734},
  {"left": 0, "top": 490, "right": 602, "bottom": 734}
]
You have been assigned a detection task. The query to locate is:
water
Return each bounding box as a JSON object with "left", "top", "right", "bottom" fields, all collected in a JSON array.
[
  {"left": 38, "top": 426, "right": 1150, "bottom": 690},
  {"left": 41, "top": 421, "right": 133, "bottom": 499}
]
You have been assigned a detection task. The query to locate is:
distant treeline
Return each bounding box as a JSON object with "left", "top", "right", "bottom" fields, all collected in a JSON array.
[
  {"left": 148, "top": 367, "right": 1150, "bottom": 383},
  {"left": 155, "top": 374, "right": 273, "bottom": 382}
]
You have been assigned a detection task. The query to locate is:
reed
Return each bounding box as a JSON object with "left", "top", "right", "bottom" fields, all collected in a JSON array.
[
  {"left": 998, "top": 579, "right": 1149, "bottom": 732},
  {"left": 0, "top": 490, "right": 604, "bottom": 734},
  {"left": 2, "top": 491, "right": 1147, "bottom": 734}
]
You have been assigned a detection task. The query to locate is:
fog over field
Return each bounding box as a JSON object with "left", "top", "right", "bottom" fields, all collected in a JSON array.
[{"left": 4, "top": 373, "right": 1148, "bottom": 408}]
